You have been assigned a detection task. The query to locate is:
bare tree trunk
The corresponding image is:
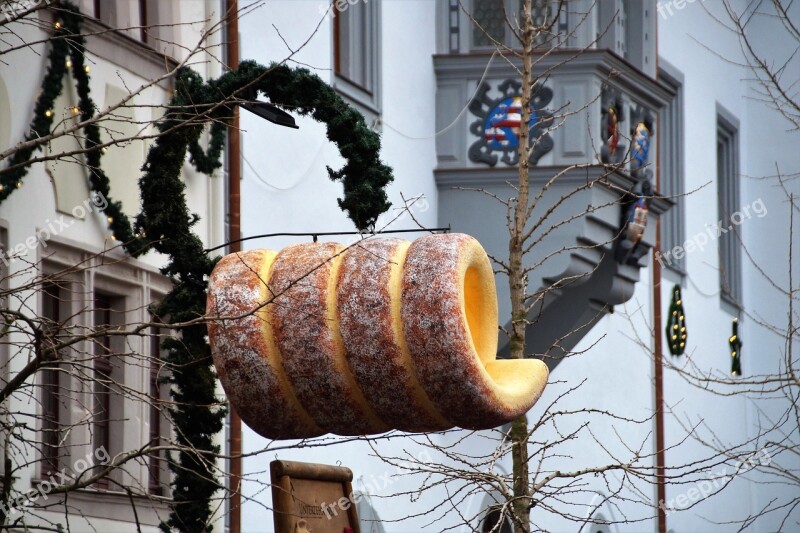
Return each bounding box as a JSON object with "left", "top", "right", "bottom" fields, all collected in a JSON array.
[{"left": 509, "top": 1, "right": 535, "bottom": 531}]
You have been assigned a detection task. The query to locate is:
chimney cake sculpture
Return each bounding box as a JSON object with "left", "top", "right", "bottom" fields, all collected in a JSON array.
[{"left": 206, "top": 233, "right": 548, "bottom": 439}]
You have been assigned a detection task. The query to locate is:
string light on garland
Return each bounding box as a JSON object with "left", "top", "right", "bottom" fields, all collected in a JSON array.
[
  {"left": 665, "top": 284, "right": 688, "bottom": 355},
  {"left": 65, "top": 59, "right": 72, "bottom": 68},
  {"left": 44, "top": 109, "right": 53, "bottom": 118},
  {"left": 730, "top": 318, "right": 742, "bottom": 376},
  {"left": 84, "top": 65, "right": 90, "bottom": 73}
]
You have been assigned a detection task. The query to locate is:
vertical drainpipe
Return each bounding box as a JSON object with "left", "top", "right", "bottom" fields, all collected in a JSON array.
[
  {"left": 653, "top": 19, "right": 667, "bottom": 533},
  {"left": 653, "top": 173, "right": 666, "bottom": 533},
  {"left": 225, "top": 0, "right": 242, "bottom": 532}
]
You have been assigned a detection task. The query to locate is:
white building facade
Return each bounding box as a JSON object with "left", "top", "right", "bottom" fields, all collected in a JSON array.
[
  {"left": 236, "top": 1, "right": 799, "bottom": 532},
  {"left": 0, "top": 0, "right": 796, "bottom": 532},
  {"left": 0, "top": 1, "right": 226, "bottom": 531}
]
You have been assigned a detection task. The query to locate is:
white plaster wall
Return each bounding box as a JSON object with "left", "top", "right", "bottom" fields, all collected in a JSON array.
[
  {"left": 235, "top": 0, "right": 800, "bottom": 531},
  {"left": 0, "top": 3, "right": 226, "bottom": 530},
  {"left": 657, "top": 0, "right": 800, "bottom": 531},
  {"left": 237, "top": 2, "right": 452, "bottom": 531}
]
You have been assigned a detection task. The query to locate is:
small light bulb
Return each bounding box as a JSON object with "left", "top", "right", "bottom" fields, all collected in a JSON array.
[
  {"left": 0, "top": 184, "right": 4, "bottom": 191},
  {"left": 66, "top": 59, "right": 72, "bottom": 68},
  {"left": 111, "top": 234, "right": 117, "bottom": 241},
  {"left": 15, "top": 182, "right": 22, "bottom": 189},
  {"left": 107, "top": 216, "right": 113, "bottom": 223},
  {"left": 676, "top": 300, "right": 682, "bottom": 305},
  {"left": 673, "top": 324, "right": 678, "bottom": 330},
  {"left": 101, "top": 147, "right": 107, "bottom": 154},
  {"left": 54, "top": 21, "right": 61, "bottom": 29},
  {"left": 71, "top": 106, "right": 79, "bottom": 115},
  {"left": 45, "top": 109, "right": 53, "bottom": 118},
  {"left": 671, "top": 334, "right": 677, "bottom": 341},
  {"left": 84, "top": 65, "right": 90, "bottom": 73},
  {"left": 680, "top": 342, "right": 685, "bottom": 348},
  {"left": 672, "top": 310, "right": 677, "bottom": 316}
]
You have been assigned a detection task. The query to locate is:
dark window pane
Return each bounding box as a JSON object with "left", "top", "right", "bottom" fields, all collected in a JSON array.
[{"left": 472, "top": 0, "right": 505, "bottom": 47}]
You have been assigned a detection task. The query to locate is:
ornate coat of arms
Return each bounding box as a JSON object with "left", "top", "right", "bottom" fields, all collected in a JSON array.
[{"left": 468, "top": 79, "right": 554, "bottom": 167}]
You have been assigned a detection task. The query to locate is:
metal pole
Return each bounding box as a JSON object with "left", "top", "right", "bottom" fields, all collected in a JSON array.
[{"left": 225, "top": 1, "right": 242, "bottom": 531}]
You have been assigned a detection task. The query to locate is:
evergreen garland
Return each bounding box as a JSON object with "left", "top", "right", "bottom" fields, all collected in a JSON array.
[
  {"left": 0, "top": 4, "right": 143, "bottom": 247},
  {"left": 665, "top": 284, "right": 687, "bottom": 356},
  {"left": 2, "top": 3, "right": 394, "bottom": 531},
  {"left": 730, "top": 318, "right": 742, "bottom": 376},
  {"left": 188, "top": 121, "right": 226, "bottom": 175}
]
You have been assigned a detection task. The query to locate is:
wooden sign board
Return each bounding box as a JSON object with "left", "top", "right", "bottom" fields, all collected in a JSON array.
[{"left": 270, "top": 460, "right": 361, "bottom": 533}]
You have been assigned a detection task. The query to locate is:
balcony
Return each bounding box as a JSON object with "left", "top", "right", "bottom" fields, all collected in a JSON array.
[{"left": 433, "top": 49, "right": 675, "bottom": 368}]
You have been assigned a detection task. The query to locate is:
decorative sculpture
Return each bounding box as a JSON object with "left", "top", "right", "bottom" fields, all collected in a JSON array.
[
  {"left": 468, "top": 79, "right": 554, "bottom": 166},
  {"left": 207, "top": 234, "right": 549, "bottom": 439},
  {"left": 614, "top": 104, "right": 656, "bottom": 265},
  {"left": 600, "top": 86, "right": 626, "bottom": 164},
  {"left": 730, "top": 318, "right": 742, "bottom": 376},
  {"left": 629, "top": 105, "right": 655, "bottom": 181},
  {"left": 665, "top": 285, "right": 688, "bottom": 356}
]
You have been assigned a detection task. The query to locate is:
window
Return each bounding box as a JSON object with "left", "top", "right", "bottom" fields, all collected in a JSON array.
[
  {"left": 597, "top": 0, "right": 655, "bottom": 74},
  {"left": 659, "top": 64, "right": 685, "bottom": 274},
  {"left": 41, "top": 283, "right": 63, "bottom": 477},
  {"left": 93, "top": 293, "right": 123, "bottom": 489},
  {"left": 148, "top": 324, "right": 167, "bottom": 495},
  {"left": 36, "top": 241, "right": 173, "bottom": 514},
  {"left": 471, "top": 0, "right": 506, "bottom": 48},
  {"left": 481, "top": 507, "right": 512, "bottom": 533},
  {"left": 468, "top": 0, "right": 558, "bottom": 50},
  {"left": 333, "top": 0, "right": 380, "bottom": 112},
  {"left": 93, "top": 0, "right": 151, "bottom": 42},
  {"left": 717, "top": 107, "right": 741, "bottom": 306}
]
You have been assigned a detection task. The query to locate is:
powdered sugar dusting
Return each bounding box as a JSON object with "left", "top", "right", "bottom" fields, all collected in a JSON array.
[
  {"left": 207, "top": 251, "right": 323, "bottom": 439},
  {"left": 338, "top": 238, "right": 450, "bottom": 432},
  {"left": 269, "top": 243, "right": 386, "bottom": 435},
  {"left": 401, "top": 234, "right": 523, "bottom": 429}
]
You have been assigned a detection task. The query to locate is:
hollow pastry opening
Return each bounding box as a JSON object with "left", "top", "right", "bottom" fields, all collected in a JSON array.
[{"left": 463, "top": 264, "right": 497, "bottom": 363}]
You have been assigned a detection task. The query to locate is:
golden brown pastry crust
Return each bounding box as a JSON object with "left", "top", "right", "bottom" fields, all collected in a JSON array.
[
  {"left": 206, "top": 250, "right": 323, "bottom": 439},
  {"left": 269, "top": 242, "right": 388, "bottom": 435},
  {"left": 337, "top": 238, "right": 450, "bottom": 432}
]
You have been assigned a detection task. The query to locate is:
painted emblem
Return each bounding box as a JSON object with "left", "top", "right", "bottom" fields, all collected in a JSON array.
[{"left": 468, "top": 79, "right": 554, "bottom": 167}]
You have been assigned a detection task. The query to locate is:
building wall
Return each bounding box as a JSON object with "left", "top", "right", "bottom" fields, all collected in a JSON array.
[
  {"left": 657, "top": 1, "right": 800, "bottom": 532},
  {"left": 0, "top": 2, "right": 226, "bottom": 530},
  {"left": 229, "top": 0, "right": 800, "bottom": 532}
]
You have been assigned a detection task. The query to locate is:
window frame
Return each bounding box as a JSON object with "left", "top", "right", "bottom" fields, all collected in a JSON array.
[
  {"left": 469, "top": 0, "right": 515, "bottom": 51},
  {"left": 331, "top": 0, "right": 382, "bottom": 116},
  {"left": 147, "top": 317, "right": 170, "bottom": 496},
  {"left": 34, "top": 239, "right": 174, "bottom": 516},
  {"left": 92, "top": 292, "right": 125, "bottom": 490},
  {"left": 658, "top": 62, "right": 686, "bottom": 275},
  {"left": 716, "top": 104, "right": 742, "bottom": 308},
  {"left": 40, "top": 282, "right": 65, "bottom": 479}
]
